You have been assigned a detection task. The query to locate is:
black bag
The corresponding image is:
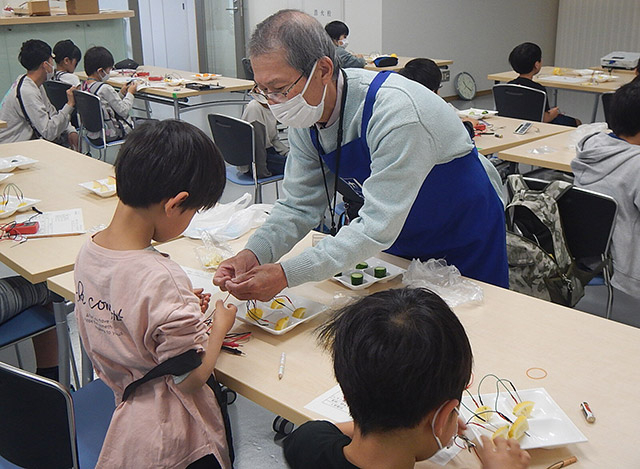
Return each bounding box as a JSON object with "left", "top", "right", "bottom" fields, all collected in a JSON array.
[
  {"left": 122, "top": 349, "right": 235, "bottom": 464},
  {"left": 114, "top": 58, "right": 139, "bottom": 70}
]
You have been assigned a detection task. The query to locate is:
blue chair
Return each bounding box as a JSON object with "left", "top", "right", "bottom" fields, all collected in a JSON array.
[
  {"left": 73, "top": 89, "right": 126, "bottom": 161},
  {"left": 0, "top": 361, "right": 115, "bottom": 469},
  {"left": 208, "top": 113, "right": 283, "bottom": 203}
]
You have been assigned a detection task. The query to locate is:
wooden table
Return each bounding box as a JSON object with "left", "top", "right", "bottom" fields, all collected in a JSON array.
[
  {"left": 47, "top": 232, "right": 640, "bottom": 468},
  {"left": 0, "top": 139, "right": 118, "bottom": 387},
  {"left": 488, "top": 66, "right": 635, "bottom": 122},
  {"left": 498, "top": 131, "right": 579, "bottom": 173},
  {"left": 474, "top": 116, "right": 572, "bottom": 155},
  {"left": 364, "top": 56, "right": 453, "bottom": 72},
  {"left": 0, "top": 120, "right": 6, "bottom": 129},
  {"left": 77, "top": 66, "right": 254, "bottom": 119}
]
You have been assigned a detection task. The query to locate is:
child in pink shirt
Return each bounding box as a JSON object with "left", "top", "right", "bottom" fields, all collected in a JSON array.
[{"left": 74, "top": 120, "right": 236, "bottom": 469}]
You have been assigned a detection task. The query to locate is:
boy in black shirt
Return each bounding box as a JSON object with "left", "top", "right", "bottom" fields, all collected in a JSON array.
[
  {"left": 508, "top": 42, "right": 581, "bottom": 127},
  {"left": 283, "top": 288, "right": 530, "bottom": 469}
]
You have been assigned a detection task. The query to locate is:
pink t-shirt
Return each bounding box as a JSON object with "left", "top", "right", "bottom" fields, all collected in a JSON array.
[{"left": 74, "top": 237, "right": 231, "bottom": 469}]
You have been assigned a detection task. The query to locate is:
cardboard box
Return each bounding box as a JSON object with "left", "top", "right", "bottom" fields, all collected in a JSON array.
[
  {"left": 28, "top": 1, "right": 51, "bottom": 16},
  {"left": 66, "top": 0, "right": 99, "bottom": 15}
]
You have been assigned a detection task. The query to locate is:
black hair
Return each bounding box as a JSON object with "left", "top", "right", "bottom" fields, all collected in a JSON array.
[
  {"left": 83, "top": 46, "right": 114, "bottom": 76},
  {"left": 115, "top": 120, "right": 226, "bottom": 210},
  {"left": 609, "top": 80, "right": 640, "bottom": 138},
  {"left": 18, "top": 39, "right": 52, "bottom": 71},
  {"left": 53, "top": 39, "right": 81, "bottom": 64},
  {"left": 317, "top": 288, "right": 473, "bottom": 436},
  {"left": 324, "top": 20, "right": 349, "bottom": 41},
  {"left": 398, "top": 58, "right": 442, "bottom": 93},
  {"left": 508, "top": 42, "right": 542, "bottom": 75}
]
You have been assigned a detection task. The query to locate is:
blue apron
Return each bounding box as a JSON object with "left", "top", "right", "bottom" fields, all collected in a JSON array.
[{"left": 310, "top": 71, "right": 509, "bottom": 288}]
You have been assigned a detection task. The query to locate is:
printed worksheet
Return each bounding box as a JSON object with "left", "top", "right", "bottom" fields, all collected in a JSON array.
[
  {"left": 304, "top": 385, "right": 351, "bottom": 423},
  {"left": 17, "top": 208, "right": 85, "bottom": 237}
]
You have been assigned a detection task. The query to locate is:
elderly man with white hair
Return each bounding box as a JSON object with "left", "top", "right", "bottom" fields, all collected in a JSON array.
[{"left": 214, "top": 9, "right": 507, "bottom": 300}]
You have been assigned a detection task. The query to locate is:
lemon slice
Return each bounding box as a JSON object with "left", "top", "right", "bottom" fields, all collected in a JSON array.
[
  {"left": 508, "top": 415, "right": 529, "bottom": 440},
  {"left": 473, "top": 405, "right": 492, "bottom": 422},
  {"left": 247, "top": 307, "right": 263, "bottom": 319},
  {"left": 293, "top": 307, "right": 306, "bottom": 319},
  {"left": 92, "top": 180, "right": 101, "bottom": 189},
  {"left": 107, "top": 176, "right": 116, "bottom": 185},
  {"left": 491, "top": 424, "right": 510, "bottom": 440},
  {"left": 17, "top": 202, "right": 27, "bottom": 207},
  {"left": 270, "top": 299, "right": 285, "bottom": 309},
  {"left": 275, "top": 316, "right": 290, "bottom": 331},
  {"left": 513, "top": 401, "right": 535, "bottom": 418}
]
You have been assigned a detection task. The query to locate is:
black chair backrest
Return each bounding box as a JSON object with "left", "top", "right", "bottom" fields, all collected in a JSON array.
[
  {"left": 73, "top": 89, "right": 105, "bottom": 134},
  {"left": 493, "top": 84, "right": 547, "bottom": 122},
  {"left": 0, "top": 361, "right": 77, "bottom": 468},
  {"left": 602, "top": 92, "right": 614, "bottom": 128},
  {"left": 510, "top": 177, "right": 617, "bottom": 262},
  {"left": 208, "top": 114, "right": 255, "bottom": 167},
  {"left": 43, "top": 80, "right": 71, "bottom": 111},
  {"left": 241, "top": 57, "right": 254, "bottom": 81}
]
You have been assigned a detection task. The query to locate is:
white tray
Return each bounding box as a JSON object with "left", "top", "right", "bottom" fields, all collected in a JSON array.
[
  {"left": 461, "top": 387, "right": 587, "bottom": 450},
  {"left": 0, "top": 155, "right": 38, "bottom": 172},
  {"left": 0, "top": 195, "right": 40, "bottom": 218},
  {"left": 457, "top": 108, "right": 498, "bottom": 120},
  {"left": 234, "top": 292, "right": 327, "bottom": 335},
  {"left": 331, "top": 257, "right": 405, "bottom": 290},
  {"left": 79, "top": 177, "right": 117, "bottom": 197}
]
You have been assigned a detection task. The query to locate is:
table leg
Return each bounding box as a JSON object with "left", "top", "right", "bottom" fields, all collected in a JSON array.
[
  {"left": 144, "top": 99, "right": 152, "bottom": 119},
  {"left": 173, "top": 98, "right": 180, "bottom": 120},
  {"left": 591, "top": 94, "right": 599, "bottom": 123},
  {"left": 53, "top": 300, "right": 74, "bottom": 389},
  {"left": 553, "top": 89, "right": 558, "bottom": 107},
  {"left": 81, "top": 339, "right": 93, "bottom": 386}
]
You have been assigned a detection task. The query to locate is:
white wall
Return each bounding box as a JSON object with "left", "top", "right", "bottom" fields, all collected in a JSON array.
[{"left": 381, "top": 0, "right": 559, "bottom": 97}]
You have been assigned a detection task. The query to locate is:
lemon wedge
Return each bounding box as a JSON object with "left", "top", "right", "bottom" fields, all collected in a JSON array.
[
  {"left": 107, "top": 176, "right": 116, "bottom": 185},
  {"left": 473, "top": 405, "right": 492, "bottom": 422},
  {"left": 275, "top": 316, "right": 290, "bottom": 331},
  {"left": 92, "top": 181, "right": 101, "bottom": 189},
  {"left": 491, "top": 424, "right": 510, "bottom": 440},
  {"left": 513, "top": 401, "right": 535, "bottom": 418},
  {"left": 247, "top": 307, "right": 263, "bottom": 319},
  {"left": 508, "top": 415, "right": 529, "bottom": 440},
  {"left": 293, "top": 307, "right": 306, "bottom": 319},
  {"left": 270, "top": 299, "right": 285, "bottom": 309}
]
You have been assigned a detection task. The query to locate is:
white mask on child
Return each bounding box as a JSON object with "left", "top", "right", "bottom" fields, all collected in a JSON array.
[
  {"left": 269, "top": 61, "right": 327, "bottom": 128},
  {"left": 430, "top": 403, "right": 458, "bottom": 457},
  {"left": 339, "top": 38, "right": 349, "bottom": 48},
  {"left": 45, "top": 60, "right": 55, "bottom": 81},
  {"left": 98, "top": 69, "right": 110, "bottom": 83}
]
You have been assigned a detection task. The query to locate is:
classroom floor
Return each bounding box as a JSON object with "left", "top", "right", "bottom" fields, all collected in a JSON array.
[{"left": 1, "top": 93, "right": 638, "bottom": 468}]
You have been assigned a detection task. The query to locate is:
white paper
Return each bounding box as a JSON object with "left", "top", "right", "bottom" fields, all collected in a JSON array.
[
  {"left": 16, "top": 208, "right": 85, "bottom": 237},
  {"left": 180, "top": 266, "right": 217, "bottom": 293},
  {"left": 304, "top": 385, "right": 352, "bottom": 423}
]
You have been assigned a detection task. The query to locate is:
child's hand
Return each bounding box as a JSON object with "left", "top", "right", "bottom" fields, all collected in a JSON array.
[
  {"left": 548, "top": 106, "right": 561, "bottom": 120},
  {"left": 66, "top": 85, "right": 78, "bottom": 107},
  {"left": 211, "top": 299, "right": 237, "bottom": 335},
  {"left": 476, "top": 436, "right": 530, "bottom": 469},
  {"left": 193, "top": 288, "right": 211, "bottom": 314},
  {"left": 127, "top": 81, "right": 138, "bottom": 94}
]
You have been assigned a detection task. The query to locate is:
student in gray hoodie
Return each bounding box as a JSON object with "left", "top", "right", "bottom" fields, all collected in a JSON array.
[{"left": 572, "top": 80, "right": 640, "bottom": 298}]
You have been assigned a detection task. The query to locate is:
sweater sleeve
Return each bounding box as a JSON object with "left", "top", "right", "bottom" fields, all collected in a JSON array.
[
  {"left": 23, "top": 84, "right": 72, "bottom": 141},
  {"left": 98, "top": 85, "right": 134, "bottom": 119},
  {"left": 337, "top": 47, "right": 366, "bottom": 69}
]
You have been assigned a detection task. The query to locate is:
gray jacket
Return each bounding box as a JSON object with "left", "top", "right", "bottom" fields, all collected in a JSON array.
[
  {"left": 572, "top": 132, "right": 640, "bottom": 297},
  {"left": 336, "top": 46, "right": 366, "bottom": 69},
  {"left": 0, "top": 75, "right": 74, "bottom": 143}
]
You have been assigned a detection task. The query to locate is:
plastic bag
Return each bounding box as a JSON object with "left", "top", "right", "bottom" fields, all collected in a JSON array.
[
  {"left": 194, "top": 230, "right": 235, "bottom": 270},
  {"left": 567, "top": 123, "right": 609, "bottom": 148},
  {"left": 402, "top": 258, "right": 483, "bottom": 307},
  {"left": 183, "top": 193, "right": 272, "bottom": 241}
]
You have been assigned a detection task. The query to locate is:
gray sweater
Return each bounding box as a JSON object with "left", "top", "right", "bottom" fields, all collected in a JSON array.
[
  {"left": 245, "top": 68, "right": 477, "bottom": 287},
  {"left": 336, "top": 46, "right": 366, "bottom": 69},
  {"left": 0, "top": 75, "right": 74, "bottom": 143},
  {"left": 572, "top": 132, "right": 640, "bottom": 297}
]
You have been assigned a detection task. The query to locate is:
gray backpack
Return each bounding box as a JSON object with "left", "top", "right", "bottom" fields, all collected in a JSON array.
[{"left": 505, "top": 175, "right": 586, "bottom": 307}]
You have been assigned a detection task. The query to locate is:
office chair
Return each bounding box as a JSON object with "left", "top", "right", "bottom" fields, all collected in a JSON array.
[
  {"left": 493, "top": 84, "right": 547, "bottom": 122},
  {"left": 601, "top": 92, "right": 614, "bottom": 128},
  {"left": 44, "top": 80, "right": 79, "bottom": 128},
  {"left": 509, "top": 177, "right": 618, "bottom": 318},
  {"left": 73, "top": 90, "right": 126, "bottom": 161},
  {"left": 208, "top": 114, "right": 283, "bottom": 203},
  {"left": 0, "top": 361, "right": 115, "bottom": 469}
]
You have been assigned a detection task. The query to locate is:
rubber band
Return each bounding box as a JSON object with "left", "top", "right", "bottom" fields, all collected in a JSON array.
[{"left": 526, "top": 367, "right": 548, "bottom": 380}]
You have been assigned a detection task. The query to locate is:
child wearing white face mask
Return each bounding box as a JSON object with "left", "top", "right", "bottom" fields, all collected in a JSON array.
[
  {"left": 80, "top": 46, "right": 137, "bottom": 144},
  {"left": 0, "top": 39, "right": 78, "bottom": 147},
  {"left": 325, "top": 21, "right": 366, "bottom": 69},
  {"left": 284, "top": 288, "right": 530, "bottom": 469}
]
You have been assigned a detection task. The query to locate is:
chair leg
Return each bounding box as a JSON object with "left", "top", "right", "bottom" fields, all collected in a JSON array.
[
  {"left": 53, "top": 300, "right": 74, "bottom": 389},
  {"left": 275, "top": 181, "right": 280, "bottom": 200},
  {"left": 604, "top": 265, "right": 614, "bottom": 319},
  {"left": 255, "top": 185, "right": 262, "bottom": 204},
  {"left": 15, "top": 344, "right": 23, "bottom": 369}
]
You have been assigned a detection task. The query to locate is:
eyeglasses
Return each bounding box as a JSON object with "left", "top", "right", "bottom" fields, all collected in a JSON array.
[{"left": 249, "top": 72, "right": 305, "bottom": 104}]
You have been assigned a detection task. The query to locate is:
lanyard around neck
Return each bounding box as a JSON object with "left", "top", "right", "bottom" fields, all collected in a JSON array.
[{"left": 317, "top": 69, "right": 348, "bottom": 235}]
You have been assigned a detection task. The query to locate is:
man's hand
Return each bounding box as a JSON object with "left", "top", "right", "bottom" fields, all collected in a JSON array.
[
  {"left": 193, "top": 288, "right": 211, "bottom": 314},
  {"left": 213, "top": 249, "right": 260, "bottom": 291},
  {"left": 476, "top": 436, "right": 530, "bottom": 469},
  {"left": 223, "top": 263, "right": 288, "bottom": 301}
]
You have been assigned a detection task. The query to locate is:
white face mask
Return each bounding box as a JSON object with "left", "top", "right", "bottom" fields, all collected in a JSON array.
[
  {"left": 98, "top": 69, "right": 110, "bottom": 83},
  {"left": 339, "top": 38, "right": 349, "bottom": 48},
  {"left": 269, "top": 61, "right": 327, "bottom": 128},
  {"left": 45, "top": 61, "right": 55, "bottom": 81},
  {"left": 430, "top": 403, "right": 458, "bottom": 454}
]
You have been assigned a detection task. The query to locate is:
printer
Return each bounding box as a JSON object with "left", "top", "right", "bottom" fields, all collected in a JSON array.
[{"left": 600, "top": 51, "right": 640, "bottom": 70}]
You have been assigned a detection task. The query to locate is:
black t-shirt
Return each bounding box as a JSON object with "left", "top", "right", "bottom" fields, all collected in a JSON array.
[
  {"left": 508, "top": 76, "right": 550, "bottom": 111},
  {"left": 283, "top": 421, "right": 359, "bottom": 469}
]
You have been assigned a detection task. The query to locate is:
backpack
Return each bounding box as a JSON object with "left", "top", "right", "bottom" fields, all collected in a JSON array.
[
  {"left": 505, "top": 174, "right": 586, "bottom": 307},
  {"left": 80, "top": 81, "right": 133, "bottom": 142}
]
